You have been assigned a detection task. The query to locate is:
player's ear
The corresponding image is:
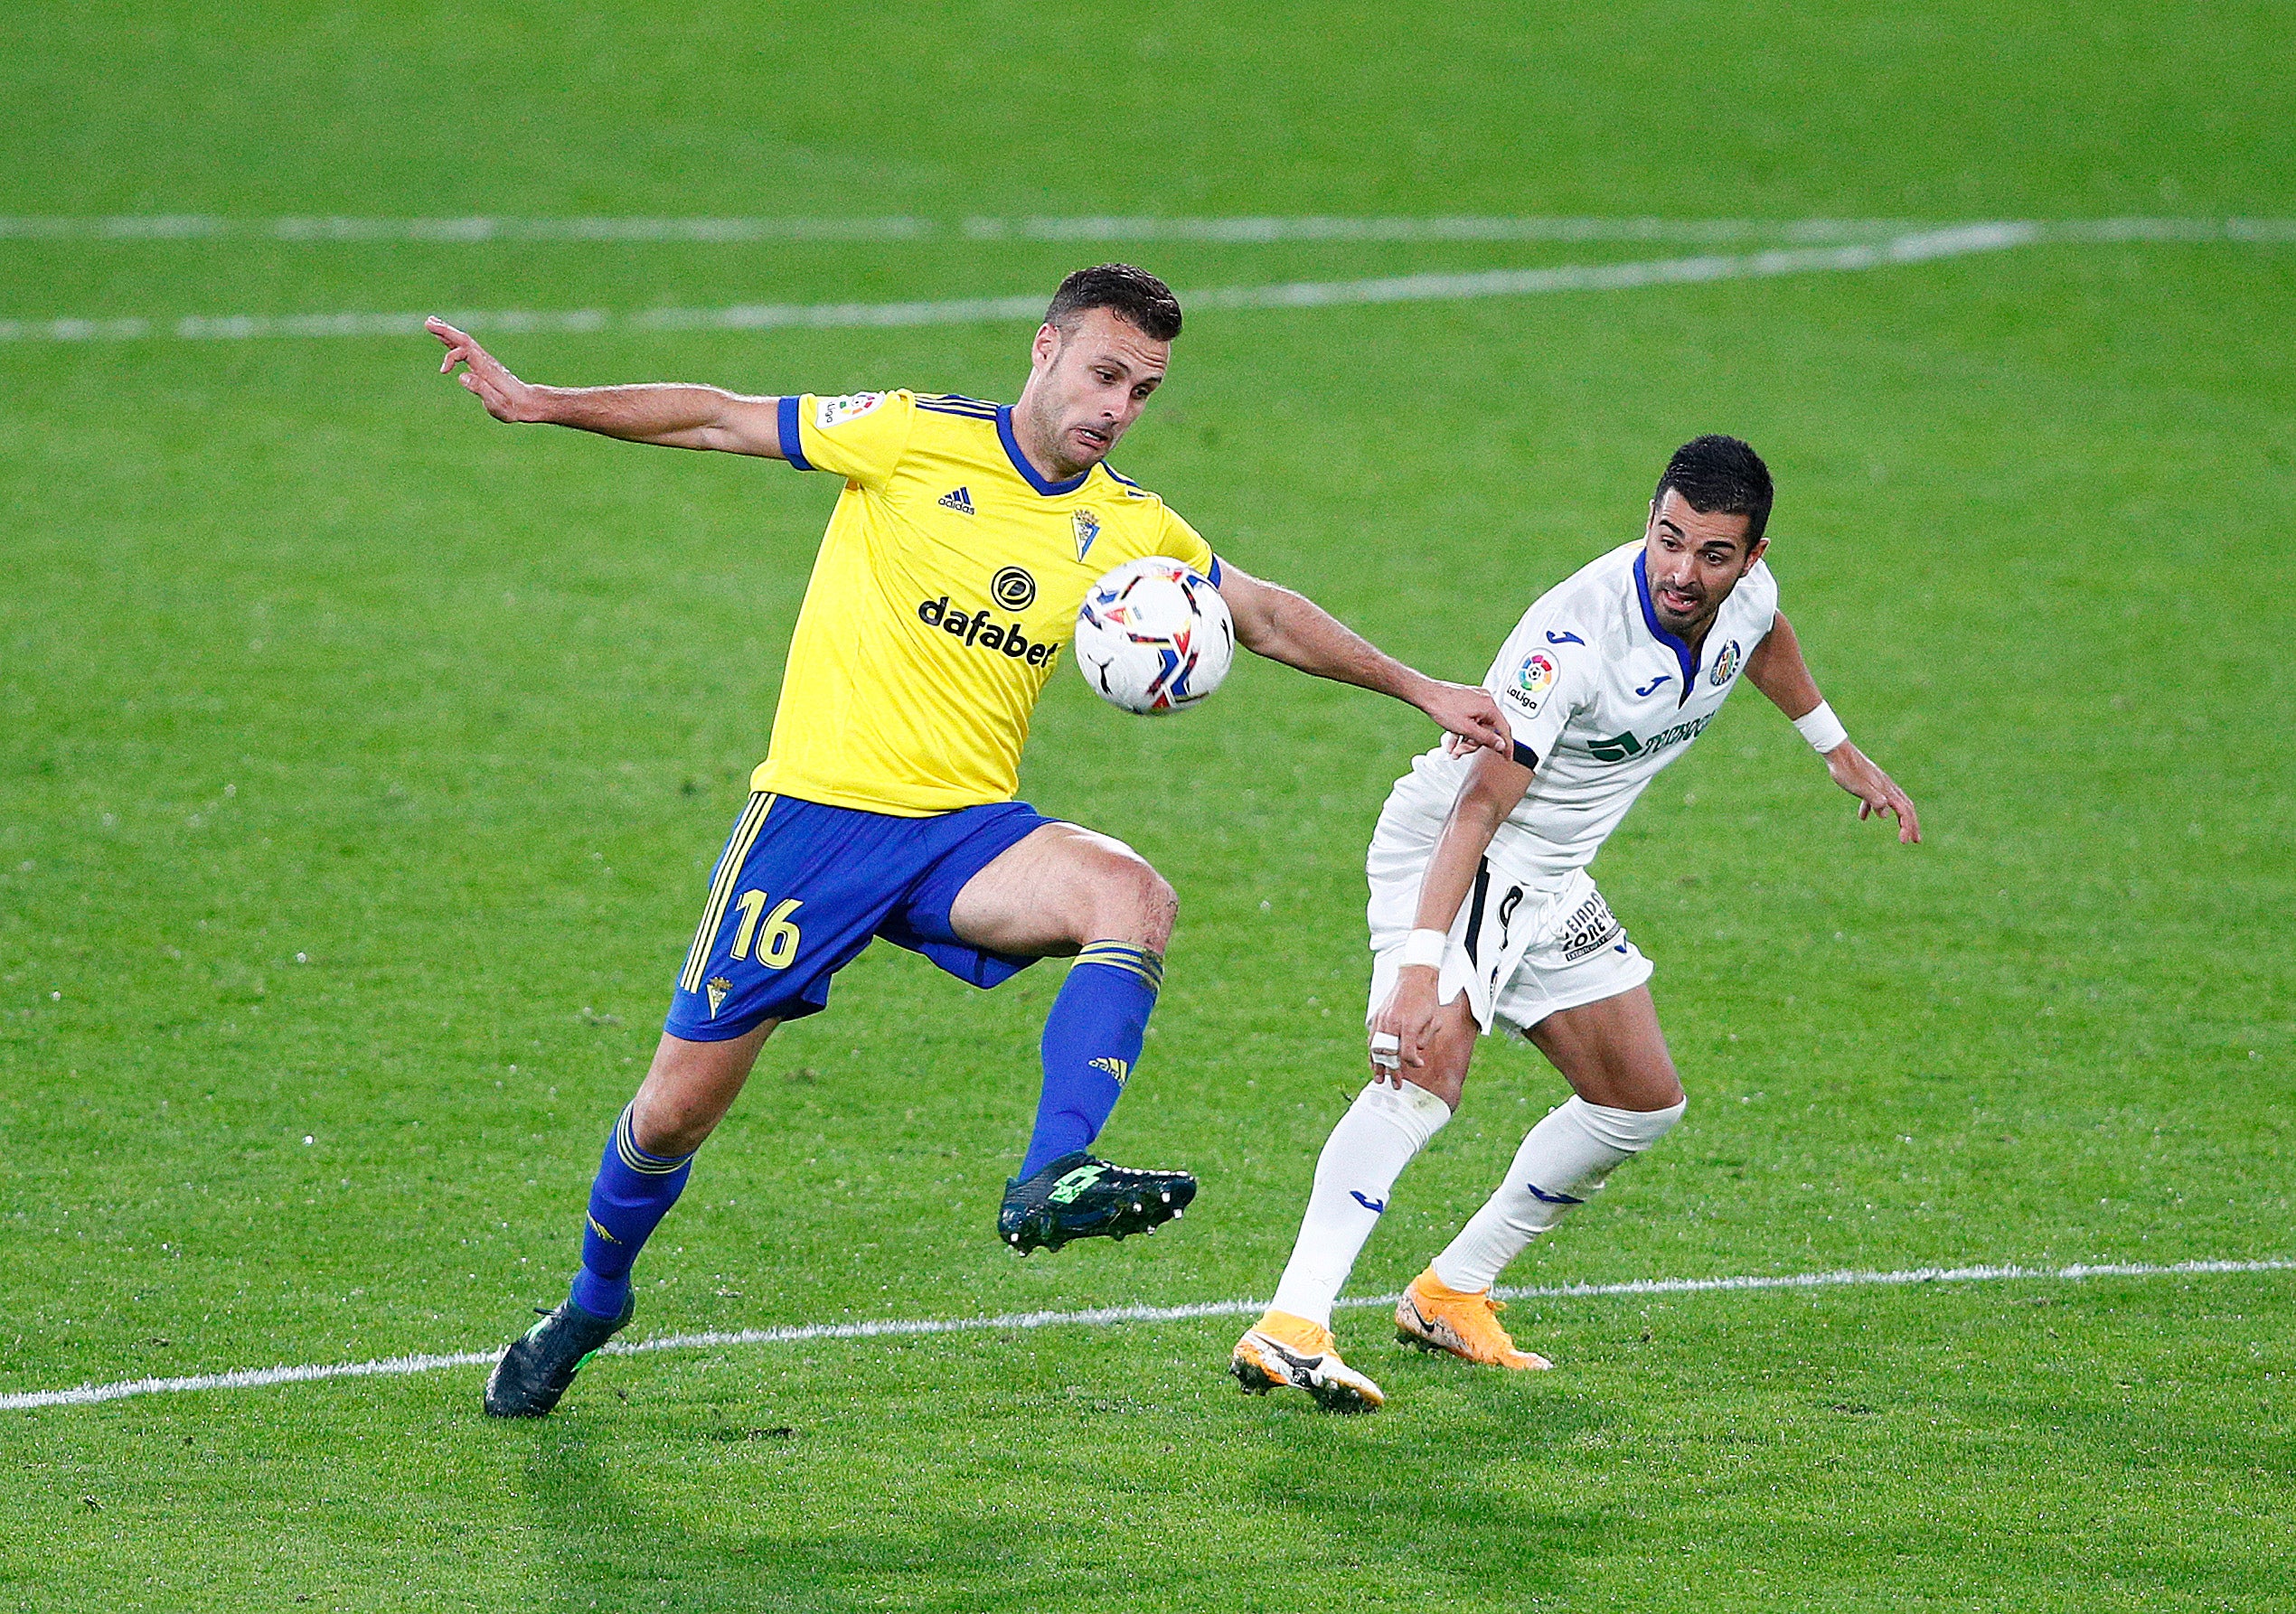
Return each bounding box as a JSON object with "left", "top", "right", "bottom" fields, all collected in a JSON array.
[
  {"left": 1743, "top": 536, "right": 1767, "bottom": 572},
  {"left": 1031, "top": 322, "right": 1062, "bottom": 369}
]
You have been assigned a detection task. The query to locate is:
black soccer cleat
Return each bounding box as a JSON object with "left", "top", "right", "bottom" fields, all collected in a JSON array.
[
  {"left": 996, "top": 1150, "right": 1197, "bottom": 1255},
  {"left": 483, "top": 1295, "right": 634, "bottom": 1418}
]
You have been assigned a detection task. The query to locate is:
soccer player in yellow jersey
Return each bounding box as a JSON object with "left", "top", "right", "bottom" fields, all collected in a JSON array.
[{"left": 428, "top": 267, "right": 1511, "bottom": 1416}]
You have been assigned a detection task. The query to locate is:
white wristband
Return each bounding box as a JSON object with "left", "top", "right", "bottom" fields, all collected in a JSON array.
[
  {"left": 1793, "top": 700, "right": 1849, "bottom": 755},
  {"left": 1401, "top": 928, "right": 1448, "bottom": 971}
]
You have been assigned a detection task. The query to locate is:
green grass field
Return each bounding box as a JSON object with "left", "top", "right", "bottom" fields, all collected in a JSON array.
[{"left": 5, "top": 3, "right": 2294, "bottom": 1609}]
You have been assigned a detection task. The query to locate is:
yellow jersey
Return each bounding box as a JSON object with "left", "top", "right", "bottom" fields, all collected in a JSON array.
[{"left": 751, "top": 389, "right": 1220, "bottom": 815}]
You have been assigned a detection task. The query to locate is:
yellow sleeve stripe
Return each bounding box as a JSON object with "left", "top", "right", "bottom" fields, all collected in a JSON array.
[{"left": 678, "top": 793, "right": 776, "bottom": 994}]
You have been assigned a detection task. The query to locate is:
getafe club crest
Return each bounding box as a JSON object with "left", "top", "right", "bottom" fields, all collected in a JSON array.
[
  {"left": 1709, "top": 639, "right": 1742, "bottom": 687},
  {"left": 1072, "top": 508, "right": 1101, "bottom": 563}
]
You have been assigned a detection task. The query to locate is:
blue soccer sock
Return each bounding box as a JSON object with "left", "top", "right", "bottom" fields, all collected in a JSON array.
[
  {"left": 567, "top": 1104, "right": 694, "bottom": 1319},
  {"left": 1019, "top": 941, "right": 1163, "bottom": 1179}
]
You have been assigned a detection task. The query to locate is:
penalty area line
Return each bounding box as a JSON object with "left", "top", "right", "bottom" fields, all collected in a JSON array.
[{"left": 3, "top": 1255, "right": 2289, "bottom": 1414}]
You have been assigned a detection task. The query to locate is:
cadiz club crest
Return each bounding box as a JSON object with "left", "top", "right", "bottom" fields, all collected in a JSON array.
[{"left": 1072, "top": 508, "right": 1101, "bottom": 563}]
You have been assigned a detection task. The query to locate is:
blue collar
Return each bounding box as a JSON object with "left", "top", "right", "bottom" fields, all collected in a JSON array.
[
  {"left": 1633, "top": 550, "right": 1701, "bottom": 706},
  {"left": 997, "top": 406, "right": 1093, "bottom": 497}
]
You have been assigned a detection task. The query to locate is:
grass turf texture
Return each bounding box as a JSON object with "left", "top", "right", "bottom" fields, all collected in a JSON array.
[{"left": 4, "top": 2, "right": 2294, "bottom": 1609}]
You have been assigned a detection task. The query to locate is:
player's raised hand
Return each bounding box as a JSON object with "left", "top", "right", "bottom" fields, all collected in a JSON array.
[
  {"left": 1418, "top": 680, "right": 1512, "bottom": 758},
  {"left": 1823, "top": 742, "right": 1922, "bottom": 844},
  {"left": 428, "top": 317, "right": 543, "bottom": 423}
]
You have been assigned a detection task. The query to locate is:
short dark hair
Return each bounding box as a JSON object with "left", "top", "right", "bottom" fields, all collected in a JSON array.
[
  {"left": 1045, "top": 264, "right": 1182, "bottom": 343},
  {"left": 1654, "top": 435, "right": 1774, "bottom": 546}
]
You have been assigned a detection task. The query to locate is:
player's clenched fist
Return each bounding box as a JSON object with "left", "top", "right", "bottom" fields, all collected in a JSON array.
[{"left": 428, "top": 317, "right": 544, "bottom": 424}]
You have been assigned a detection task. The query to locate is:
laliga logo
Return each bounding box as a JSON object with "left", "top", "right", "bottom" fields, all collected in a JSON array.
[{"left": 1510, "top": 651, "right": 1557, "bottom": 711}]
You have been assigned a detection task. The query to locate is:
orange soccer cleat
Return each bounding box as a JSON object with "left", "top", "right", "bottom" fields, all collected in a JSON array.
[
  {"left": 1394, "top": 1269, "right": 1553, "bottom": 1370},
  {"left": 1231, "top": 1309, "right": 1386, "bottom": 1413}
]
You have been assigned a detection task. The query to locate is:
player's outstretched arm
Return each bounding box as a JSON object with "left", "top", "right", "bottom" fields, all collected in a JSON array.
[
  {"left": 1369, "top": 746, "right": 1534, "bottom": 1077},
  {"left": 1745, "top": 611, "right": 1922, "bottom": 844},
  {"left": 426, "top": 319, "right": 787, "bottom": 456},
  {"left": 1215, "top": 565, "right": 1512, "bottom": 756}
]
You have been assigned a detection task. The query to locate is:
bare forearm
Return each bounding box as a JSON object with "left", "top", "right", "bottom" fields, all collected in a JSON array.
[
  {"left": 1411, "top": 826, "right": 1491, "bottom": 937},
  {"left": 528, "top": 383, "right": 780, "bottom": 454},
  {"left": 1235, "top": 579, "right": 1429, "bottom": 706},
  {"left": 1745, "top": 610, "right": 1822, "bottom": 720},
  {"left": 1410, "top": 768, "right": 1524, "bottom": 934},
  {"left": 431, "top": 318, "right": 786, "bottom": 456}
]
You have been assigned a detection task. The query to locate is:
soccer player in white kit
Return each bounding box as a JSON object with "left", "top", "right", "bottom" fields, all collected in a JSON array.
[{"left": 1231, "top": 436, "right": 1920, "bottom": 1412}]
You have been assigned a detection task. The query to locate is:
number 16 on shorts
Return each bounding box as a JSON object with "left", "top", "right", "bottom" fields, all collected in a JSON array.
[{"left": 729, "top": 890, "right": 803, "bottom": 969}]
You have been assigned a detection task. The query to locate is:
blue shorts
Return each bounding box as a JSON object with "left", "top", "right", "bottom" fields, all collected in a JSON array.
[{"left": 663, "top": 793, "right": 1055, "bottom": 1042}]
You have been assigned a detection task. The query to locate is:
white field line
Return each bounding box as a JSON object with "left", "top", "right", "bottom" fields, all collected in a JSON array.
[
  {"left": 0, "top": 217, "right": 2285, "bottom": 347},
  {"left": 3, "top": 1256, "right": 2288, "bottom": 1413},
  {"left": 4, "top": 214, "right": 2294, "bottom": 246},
  {"left": 0, "top": 215, "right": 1924, "bottom": 245},
  {"left": 0, "top": 223, "right": 2044, "bottom": 346}
]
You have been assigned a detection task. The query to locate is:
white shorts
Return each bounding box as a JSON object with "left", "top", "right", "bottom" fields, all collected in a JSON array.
[{"left": 1366, "top": 829, "right": 1653, "bottom": 1039}]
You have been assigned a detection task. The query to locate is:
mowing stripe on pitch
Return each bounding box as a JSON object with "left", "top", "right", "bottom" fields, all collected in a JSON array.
[
  {"left": 4, "top": 1256, "right": 2288, "bottom": 1413},
  {"left": 4, "top": 219, "right": 2292, "bottom": 345}
]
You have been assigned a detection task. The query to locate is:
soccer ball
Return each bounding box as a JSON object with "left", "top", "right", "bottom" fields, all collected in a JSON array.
[{"left": 1073, "top": 557, "right": 1235, "bottom": 715}]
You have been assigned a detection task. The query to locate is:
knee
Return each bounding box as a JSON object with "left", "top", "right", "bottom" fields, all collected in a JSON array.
[
  {"left": 1569, "top": 1092, "right": 1686, "bottom": 1152},
  {"left": 1096, "top": 859, "right": 1176, "bottom": 951},
  {"left": 1142, "top": 868, "right": 1178, "bottom": 948},
  {"left": 629, "top": 1092, "right": 713, "bottom": 1159},
  {"left": 1401, "top": 1067, "right": 1464, "bottom": 1112}
]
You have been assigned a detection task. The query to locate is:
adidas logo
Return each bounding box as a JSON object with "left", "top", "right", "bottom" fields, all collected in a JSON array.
[
  {"left": 1087, "top": 1056, "right": 1131, "bottom": 1087},
  {"left": 937, "top": 486, "right": 975, "bottom": 514}
]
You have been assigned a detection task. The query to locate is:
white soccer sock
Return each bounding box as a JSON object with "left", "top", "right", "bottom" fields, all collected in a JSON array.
[
  {"left": 1268, "top": 1080, "right": 1454, "bottom": 1328},
  {"left": 1430, "top": 1094, "right": 1686, "bottom": 1293}
]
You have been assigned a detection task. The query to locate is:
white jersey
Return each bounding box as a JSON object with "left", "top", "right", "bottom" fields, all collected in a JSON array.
[{"left": 1383, "top": 540, "right": 1779, "bottom": 894}]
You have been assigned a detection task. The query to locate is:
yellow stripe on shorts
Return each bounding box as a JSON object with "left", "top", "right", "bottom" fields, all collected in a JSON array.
[{"left": 678, "top": 793, "right": 776, "bottom": 994}]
